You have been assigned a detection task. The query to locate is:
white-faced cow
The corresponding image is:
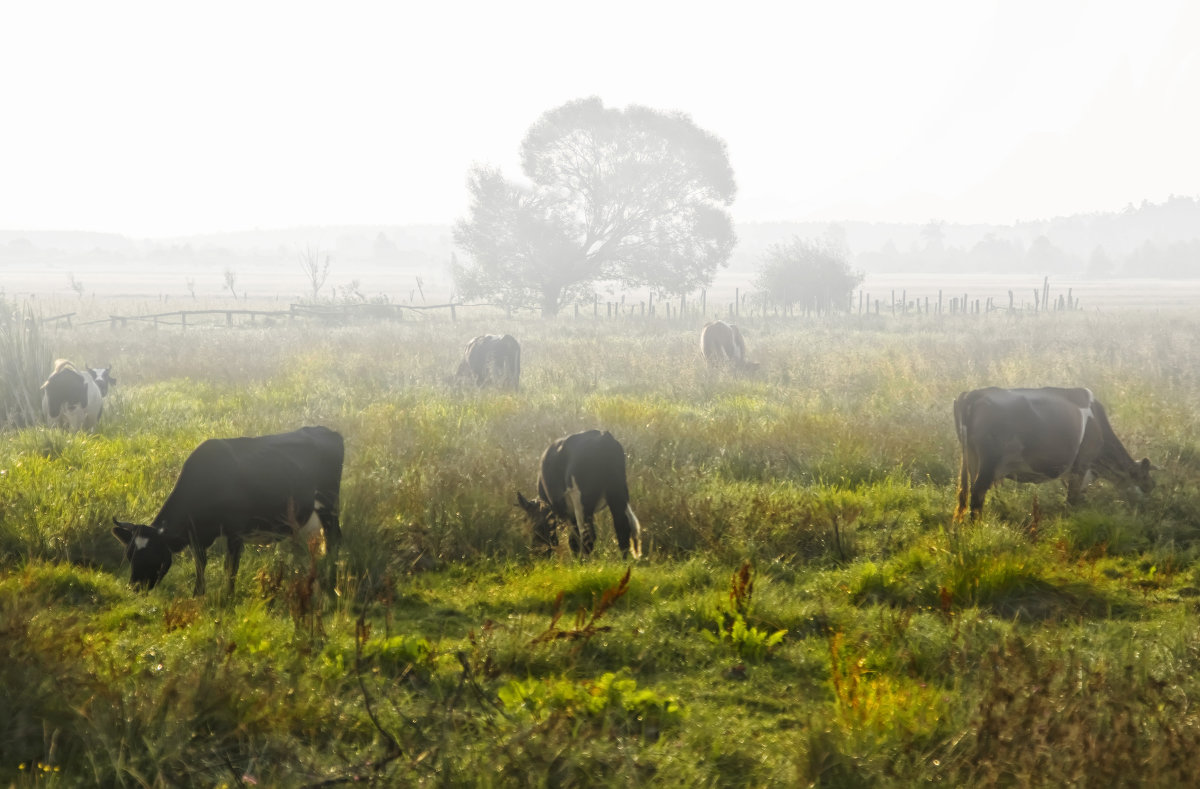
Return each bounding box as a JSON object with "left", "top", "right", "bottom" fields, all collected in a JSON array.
[
  {"left": 87, "top": 365, "right": 116, "bottom": 397},
  {"left": 954, "top": 386, "right": 1153, "bottom": 520},
  {"left": 41, "top": 359, "right": 105, "bottom": 430},
  {"left": 517, "top": 429, "right": 642, "bottom": 559},
  {"left": 701, "top": 320, "right": 758, "bottom": 371},
  {"left": 457, "top": 334, "right": 521, "bottom": 390},
  {"left": 112, "top": 426, "right": 344, "bottom": 595}
]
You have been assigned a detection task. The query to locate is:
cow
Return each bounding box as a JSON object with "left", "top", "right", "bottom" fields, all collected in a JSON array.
[
  {"left": 701, "top": 320, "right": 758, "bottom": 371},
  {"left": 112, "top": 426, "right": 344, "bottom": 595},
  {"left": 41, "top": 359, "right": 104, "bottom": 430},
  {"left": 517, "top": 429, "right": 643, "bottom": 559},
  {"left": 87, "top": 365, "right": 116, "bottom": 397},
  {"left": 456, "top": 334, "right": 521, "bottom": 390},
  {"left": 954, "top": 386, "right": 1153, "bottom": 520}
]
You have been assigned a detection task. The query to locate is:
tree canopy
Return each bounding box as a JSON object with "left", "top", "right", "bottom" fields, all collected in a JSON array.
[
  {"left": 453, "top": 97, "right": 736, "bottom": 316},
  {"left": 756, "top": 236, "right": 863, "bottom": 314}
]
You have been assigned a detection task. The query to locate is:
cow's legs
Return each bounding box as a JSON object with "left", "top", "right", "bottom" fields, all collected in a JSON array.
[
  {"left": 968, "top": 456, "right": 998, "bottom": 519},
  {"left": 224, "top": 535, "right": 245, "bottom": 596},
  {"left": 610, "top": 499, "right": 642, "bottom": 558},
  {"left": 1065, "top": 469, "right": 1093, "bottom": 505},
  {"left": 191, "top": 544, "right": 209, "bottom": 596},
  {"left": 954, "top": 449, "right": 972, "bottom": 521},
  {"left": 565, "top": 478, "right": 589, "bottom": 556}
]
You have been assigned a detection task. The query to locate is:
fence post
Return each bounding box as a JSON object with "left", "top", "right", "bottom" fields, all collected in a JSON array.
[
  {"left": 450, "top": 303, "right": 457, "bottom": 321},
  {"left": 594, "top": 295, "right": 598, "bottom": 318},
  {"left": 701, "top": 288, "right": 706, "bottom": 317},
  {"left": 181, "top": 312, "right": 187, "bottom": 330},
  {"left": 735, "top": 288, "right": 739, "bottom": 318},
  {"left": 226, "top": 311, "right": 233, "bottom": 326}
]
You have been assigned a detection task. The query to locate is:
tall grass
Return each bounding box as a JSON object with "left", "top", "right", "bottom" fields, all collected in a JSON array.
[{"left": 3, "top": 307, "right": 1200, "bottom": 785}]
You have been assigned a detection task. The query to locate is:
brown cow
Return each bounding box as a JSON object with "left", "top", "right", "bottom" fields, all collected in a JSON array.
[
  {"left": 954, "top": 386, "right": 1153, "bottom": 520},
  {"left": 456, "top": 334, "right": 520, "bottom": 390},
  {"left": 701, "top": 320, "right": 757, "bottom": 371}
]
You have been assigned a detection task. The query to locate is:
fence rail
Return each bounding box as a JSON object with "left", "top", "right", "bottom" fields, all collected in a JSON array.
[{"left": 47, "top": 276, "right": 1083, "bottom": 330}]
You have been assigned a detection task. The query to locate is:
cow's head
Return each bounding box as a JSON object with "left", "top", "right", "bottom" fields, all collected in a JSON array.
[
  {"left": 87, "top": 367, "right": 116, "bottom": 397},
  {"left": 516, "top": 492, "right": 558, "bottom": 555},
  {"left": 112, "top": 519, "right": 172, "bottom": 590},
  {"left": 1131, "top": 457, "right": 1156, "bottom": 494}
]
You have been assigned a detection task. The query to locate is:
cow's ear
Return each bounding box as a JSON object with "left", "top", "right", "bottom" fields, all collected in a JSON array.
[
  {"left": 1141, "top": 458, "right": 1155, "bottom": 473},
  {"left": 516, "top": 492, "right": 536, "bottom": 513},
  {"left": 112, "top": 521, "right": 133, "bottom": 545}
]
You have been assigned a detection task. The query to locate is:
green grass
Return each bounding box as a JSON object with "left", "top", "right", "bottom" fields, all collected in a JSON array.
[{"left": 3, "top": 309, "right": 1200, "bottom": 786}]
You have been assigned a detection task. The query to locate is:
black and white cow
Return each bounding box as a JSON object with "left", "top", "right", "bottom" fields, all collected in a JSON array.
[
  {"left": 517, "top": 429, "right": 642, "bottom": 558},
  {"left": 457, "top": 334, "right": 521, "bottom": 390},
  {"left": 41, "top": 359, "right": 105, "bottom": 430},
  {"left": 87, "top": 365, "right": 116, "bottom": 397},
  {"left": 954, "top": 387, "right": 1154, "bottom": 520},
  {"left": 112, "top": 426, "right": 344, "bottom": 595},
  {"left": 701, "top": 321, "right": 758, "bottom": 372}
]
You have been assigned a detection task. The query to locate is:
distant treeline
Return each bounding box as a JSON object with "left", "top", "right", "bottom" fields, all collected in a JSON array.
[
  {"left": 733, "top": 195, "right": 1200, "bottom": 278},
  {"left": 3, "top": 196, "right": 1199, "bottom": 278}
]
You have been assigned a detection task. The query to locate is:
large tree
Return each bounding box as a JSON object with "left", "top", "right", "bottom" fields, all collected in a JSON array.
[{"left": 454, "top": 97, "right": 737, "bottom": 316}]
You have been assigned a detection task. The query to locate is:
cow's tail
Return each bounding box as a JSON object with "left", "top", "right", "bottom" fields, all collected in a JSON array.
[{"left": 626, "top": 504, "right": 643, "bottom": 559}]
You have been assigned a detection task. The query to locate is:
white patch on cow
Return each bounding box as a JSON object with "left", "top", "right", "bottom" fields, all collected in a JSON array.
[
  {"left": 1071, "top": 403, "right": 1094, "bottom": 467},
  {"left": 626, "top": 504, "right": 643, "bottom": 559},
  {"left": 566, "top": 477, "right": 585, "bottom": 532},
  {"left": 314, "top": 501, "right": 324, "bottom": 510},
  {"left": 298, "top": 510, "right": 322, "bottom": 541},
  {"left": 134, "top": 536, "right": 149, "bottom": 550}
]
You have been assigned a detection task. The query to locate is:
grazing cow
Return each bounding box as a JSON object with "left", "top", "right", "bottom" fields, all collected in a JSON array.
[
  {"left": 112, "top": 426, "right": 344, "bottom": 595},
  {"left": 954, "top": 387, "right": 1153, "bottom": 520},
  {"left": 41, "top": 359, "right": 103, "bottom": 430},
  {"left": 517, "top": 429, "right": 643, "bottom": 558},
  {"left": 457, "top": 334, "right": 521, "bottom": 390},
  {"left": 701, "top": 320, "right": 758, "bottom": 371}
]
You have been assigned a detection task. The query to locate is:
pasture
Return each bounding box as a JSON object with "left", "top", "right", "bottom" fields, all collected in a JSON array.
[{"left": 4, "top": 306, "right": 1200, "bottom": 787}]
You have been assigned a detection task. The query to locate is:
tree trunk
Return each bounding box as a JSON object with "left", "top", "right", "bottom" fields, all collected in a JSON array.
[{"left": 540, "top": 286, "right": 563, "bottom": 317}]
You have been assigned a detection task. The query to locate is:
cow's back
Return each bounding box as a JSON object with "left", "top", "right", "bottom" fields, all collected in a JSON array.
[{"left": 957, "top": 387, "right": 1094, "bottom": 479}]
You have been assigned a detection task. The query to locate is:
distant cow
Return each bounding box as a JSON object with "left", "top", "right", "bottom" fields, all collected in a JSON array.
[
  {"left": 701, "top": 321, "right": 757, "bottom": 371},
  {"left": 517, "top": 429, "right": 643, "bottom": 558},
  {"left": 41, "top": 359, "right": 106, "bottom": 430},
  {"left": 112, "top": 426, "right": 344, "bottom": 595},
  {"left": 954, "top": 387, "right": 1153, "bottom": 520},
  {"left": 457, "top": 334, "right": 521, "bottom": 390},
  {"left": 87, "top": 365, "right": 116, "bottom": 397}
]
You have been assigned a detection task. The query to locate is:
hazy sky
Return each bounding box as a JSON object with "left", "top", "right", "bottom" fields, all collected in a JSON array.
[{"left": 2, "top": 0, "right": 1197, "bottom": 237}]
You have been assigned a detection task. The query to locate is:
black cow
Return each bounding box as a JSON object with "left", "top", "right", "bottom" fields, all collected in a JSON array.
[
  {"left": 517, "top": 429, "right": 642, "bottom": 558},
  {"left": 954, "top": 386, "right": 1154, "bottom": 520},
  {"left": 457, "top": 334, "right": 521, "bottom": 390},
  {"left": 112, "top": 426, "right": 344, "bottom": 595},
  {"left": 41, "top": 359, "right": 104, "bottom": 430}
]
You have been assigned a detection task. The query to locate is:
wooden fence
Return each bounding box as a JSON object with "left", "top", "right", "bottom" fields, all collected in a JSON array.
[{"left": 43, "top": 276, "right": 1082, "bottom": 330}]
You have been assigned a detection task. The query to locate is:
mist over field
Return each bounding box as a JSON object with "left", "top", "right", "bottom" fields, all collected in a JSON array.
[{"left": 4, "top": 195, "right": 1200, "bottom": 311}]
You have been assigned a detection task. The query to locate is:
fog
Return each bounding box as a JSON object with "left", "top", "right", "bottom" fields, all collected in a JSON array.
[{"left": 2, "top": 2, "right": 1198, "bottom": 305}]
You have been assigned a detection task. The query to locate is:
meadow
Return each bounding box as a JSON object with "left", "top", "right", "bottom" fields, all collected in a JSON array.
[{"left": 3, "top": 304, "right": 1200, "bottom": 787}]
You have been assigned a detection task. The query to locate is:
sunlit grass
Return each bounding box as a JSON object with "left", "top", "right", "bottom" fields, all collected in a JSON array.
[{"left": 3, "top": 308, "right": 1200, "bottom": 785}]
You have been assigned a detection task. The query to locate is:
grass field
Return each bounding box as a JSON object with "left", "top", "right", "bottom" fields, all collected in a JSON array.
[{"left": 3, "top": 306, "right": 1200, "bottom": 787}]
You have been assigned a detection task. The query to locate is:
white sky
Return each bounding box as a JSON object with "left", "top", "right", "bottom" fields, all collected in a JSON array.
[{"left": 1, "top": 0, "right": 1197, "bottom": 237}]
